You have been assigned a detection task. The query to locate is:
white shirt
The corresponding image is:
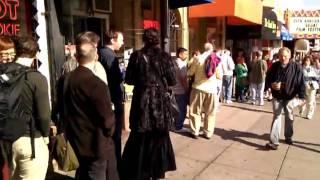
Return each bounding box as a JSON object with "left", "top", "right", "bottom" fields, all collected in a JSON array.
[{"left": 221, "top": 54, "right": 235, "bottom": 76}]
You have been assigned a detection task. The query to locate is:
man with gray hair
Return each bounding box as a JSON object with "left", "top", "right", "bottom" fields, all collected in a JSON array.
[
  {"left": 187, "top": 42, "right": 218, "bottom": 139},
  {"left": 265, "top": 47, "right": 305, "bottom": 150},
  {"left": 248, "top": 50, "right": 268, "bottom": 106}
]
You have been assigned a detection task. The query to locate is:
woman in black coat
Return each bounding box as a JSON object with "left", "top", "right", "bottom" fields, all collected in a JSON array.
[{"left": 121, "top": 28, "right": 177, "bottom": 180}]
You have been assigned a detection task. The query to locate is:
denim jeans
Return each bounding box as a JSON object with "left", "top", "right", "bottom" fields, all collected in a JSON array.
[
  {"left": 222, "top": 75, "right": 233, "bottom": 101},
  {"left": 175, "top": 94, "right": 188, "bottom": 130},
  {"left": 270, "top": 98, "right": 295, "bottom": 145},
  {"left": 249, "top": 81, "right": 265, "bottom": 104}
]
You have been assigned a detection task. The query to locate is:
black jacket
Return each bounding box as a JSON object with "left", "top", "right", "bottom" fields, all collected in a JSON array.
[
  {"left": 63, "top": 66, "right": 115, "bottom": 159},
  {"left": 266, "top": 61, "right": 305, "bottom": 100}
]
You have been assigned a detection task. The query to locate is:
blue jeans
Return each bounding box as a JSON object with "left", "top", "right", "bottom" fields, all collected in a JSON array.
[
  {"left": 222, "top": 75, "right": 233, "bottom": 101},
  {"left": 175, "top": 94, "right": 188, "bottom": 130}
]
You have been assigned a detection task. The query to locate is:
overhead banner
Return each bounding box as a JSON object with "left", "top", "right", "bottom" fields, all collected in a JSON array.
[
  {"left": 288, "top": 10, "right": 320, "bottom": 39},
  {"left": 170, "top": 0, "right": 212, "bottom": 9},
  {"left": 261, "top": 7, "right": 278, "bottom": 40}
]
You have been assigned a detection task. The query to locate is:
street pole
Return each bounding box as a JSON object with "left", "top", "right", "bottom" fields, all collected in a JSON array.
[{"left": 161, "top": 0, "right": 170, "bottom": 53}]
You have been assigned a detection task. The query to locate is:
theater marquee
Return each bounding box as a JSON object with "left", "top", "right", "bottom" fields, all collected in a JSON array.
[{"left": 288, "top": 10, "right": 320, "bottom": 39}]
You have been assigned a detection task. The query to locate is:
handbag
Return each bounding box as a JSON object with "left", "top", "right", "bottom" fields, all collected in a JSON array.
[
  {"left": 53, "top": 133, "right": 79, "bottom": 171},
  {"left": 240, "top": 76, "right": 249, "bottom": 86}
]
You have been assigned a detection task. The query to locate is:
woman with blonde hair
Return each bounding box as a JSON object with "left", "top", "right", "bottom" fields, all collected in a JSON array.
[{"left": 299, "top": 56, "right": 319, "bottom": 119}]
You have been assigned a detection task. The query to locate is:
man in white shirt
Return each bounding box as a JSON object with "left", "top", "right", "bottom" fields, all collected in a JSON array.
[{"left": 221, "top": 50, "right": 235, "bottom": 103}]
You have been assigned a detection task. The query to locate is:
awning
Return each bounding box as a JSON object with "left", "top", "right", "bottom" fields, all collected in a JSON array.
[
  {"left": 189, "top": 0, "right": 263, "bottom": 25},
  {"left": 169, "top": 0, "right": 212, "bottom": 9},
  {"left": 281, "top": 25, "right": 293, "bottom": 41}
]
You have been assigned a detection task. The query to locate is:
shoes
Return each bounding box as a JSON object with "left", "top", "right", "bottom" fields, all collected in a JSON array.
[
  {"left": 174, "top": 128, "right": 189, "bottom": 133},
  {"left": 251, "top": 101, "right": 256, "bottom": 105},
  {"left": 190, "top": 133, "right": 199, "bottom": 139},
  {"left": 265, "top": 143, "right": 278, "bottom": 150},
  {"left": 226, "top": 100, "right": 233, "bottom": 104},
  {"left": 285, "top": 139, "right": 293, "bottom": 145},
  {"left": 307, "top": 115, "right": 312, "bottom": 120},
  {"left": 201, "top": 134, "right": 211, "bottom": 140}
]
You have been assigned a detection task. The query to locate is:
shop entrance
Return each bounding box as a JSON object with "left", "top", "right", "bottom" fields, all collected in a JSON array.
[{"left": 72, "top": 16, "right": 107, "bottom": 46}]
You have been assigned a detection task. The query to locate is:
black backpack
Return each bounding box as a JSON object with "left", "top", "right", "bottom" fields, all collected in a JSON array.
[{"left": 0, "top": 63, "right": 34, "bottom": 144}]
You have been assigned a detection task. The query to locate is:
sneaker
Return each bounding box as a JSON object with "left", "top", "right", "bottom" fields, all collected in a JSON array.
[
  {"left": 265, "top": 143, "right": 278, "bottom": 150},
  {"left": 307, "top": 115, "right": 312, "bottom": 120},
  {"left": 202, "top": 134, "right": 211, "bottom": 140},
  {"left": 174, "top": 128, "right": 189, "bottom": 133},
  {"left": 226, "top": 100, "right": 233, "bottom": 104},
  {"left": 190, "top": 133, "right": 199, "bottom": 139},
  {"left": 285, "top": 139, "right": 293, "bottom": 145}
]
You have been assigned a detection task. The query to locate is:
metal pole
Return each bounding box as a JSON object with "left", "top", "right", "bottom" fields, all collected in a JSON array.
[{"left": 161, "top": 0, "right": 170, "bottom": 53}]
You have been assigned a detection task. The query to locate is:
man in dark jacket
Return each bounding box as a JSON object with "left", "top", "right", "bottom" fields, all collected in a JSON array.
[
  {"left": 265, "top": 47, "right": 305, "bottom": 150},
  {"left": 64, "top": 32, "right": 118, "bottom": 180},
  {"left": 99, "top": 30, "right": 124, "bottom": 170}
]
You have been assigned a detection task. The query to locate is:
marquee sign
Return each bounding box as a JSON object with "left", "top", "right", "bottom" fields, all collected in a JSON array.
[
  {"left": 0, "top": 0, "right": 29, "bottom": 36},
  {"left": 288, "top": 10, "right": 320, "bottom": 39}
]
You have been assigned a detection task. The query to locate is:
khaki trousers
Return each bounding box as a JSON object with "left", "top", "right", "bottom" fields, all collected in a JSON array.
[
  {"left": 189, "top": 88, "right": 217, "bottom": 137},
  {"left": 11, "top": 137, "right": 49, "bottom": 180}
]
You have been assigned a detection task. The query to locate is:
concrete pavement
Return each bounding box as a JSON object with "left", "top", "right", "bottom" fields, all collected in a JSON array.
[
  {"left": 47, "top": 98, "right": 320, "bottom": 180},
  {"left": 164, "top": 99, "right": 320, "bottom": 180}
]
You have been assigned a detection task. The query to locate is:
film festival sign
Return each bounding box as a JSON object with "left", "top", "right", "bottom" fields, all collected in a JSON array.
[
  {"left": 289, "top": 16, "right": 320, "bottom": 38},
  {"left": 0, "top": 0, "right": 26, "bottom": 36}
]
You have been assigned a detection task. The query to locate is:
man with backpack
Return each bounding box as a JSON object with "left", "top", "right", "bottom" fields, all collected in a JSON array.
[
  {"left": 0, "top": 37, "right": 50, "bottom": 180},
  {"left": 187, "top": 42, "right": 219, "bottom": 139}
]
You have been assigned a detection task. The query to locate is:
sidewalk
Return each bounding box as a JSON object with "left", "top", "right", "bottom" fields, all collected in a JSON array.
[
  {"left": 47, "top": 99, "right": 320, "bottom": 180},
  {"left": 163, "top": 99, "right": 320, "bottom": 180}
]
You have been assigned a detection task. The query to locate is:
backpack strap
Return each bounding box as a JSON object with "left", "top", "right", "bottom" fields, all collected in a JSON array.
[{"left": 24, "top": 69, "right": 40, "bottom": 159}]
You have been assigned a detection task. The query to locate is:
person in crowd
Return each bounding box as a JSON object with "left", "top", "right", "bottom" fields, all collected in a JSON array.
[
  {"left": 0, "top": 36, "right": 16, "bottom": 63},
  {"left": 249, "top": 50, "right": 268, "bottom": 106},
  {"left": 187, "top": 42, "right": 218, "bottom": 139},
  {"left": 187, "top": 50, "right": 200, "bottom": 69},
  {"left": 0, "top": 36, "right": 16, "bottom": 180},
  {"left": 265, "top": 47, "right": 305, "bottom": 150},
  {"left": 99, "top": 31, "right": 124, "bottom": 170},
  {"left": 221, "top": 49, "right": 235, "bottom": 104},
  {"left": 215, "top": 49, "right": 224, "bottom": 107},
  {"left": 62, "top": 32, "right": 118, "bottom": 180},
  {"left": 299, "top": 56, "right": 319, "bottom": 120},
  {"left": 235, "top": 56, "right": 248, "bottom": 103},
  {"left": 122, "top": 28, "right": 177, "bottom": 180},
  {"left": 3, "top": 37, "right": 50, "bottom": 179},
  {"left": 187, "top": 50, "right": 200, "bottom": 100},
  {"left": 172, "top": 47, "right": 189, "bottom": 132}
]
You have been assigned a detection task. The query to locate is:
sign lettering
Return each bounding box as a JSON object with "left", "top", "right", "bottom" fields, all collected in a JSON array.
[
  {"left": 0, "top": 0, "right": 20, "bottom": 36},
  {"left": 289, "top": 16, "right": 320, "bottom": 37}
]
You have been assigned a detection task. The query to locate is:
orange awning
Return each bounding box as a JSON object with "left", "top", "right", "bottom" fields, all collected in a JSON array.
[{"left": 189, "top": 0, "right": 263, "bottom": 25}]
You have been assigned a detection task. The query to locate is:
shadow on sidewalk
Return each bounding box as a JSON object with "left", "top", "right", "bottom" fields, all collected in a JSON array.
[
  {"left": 223, "top": 104, "right": 273, "bottom": 114},
  {"left": 285, "top": 140, "right": 320, "bottom": 154},
  {"left": 214, "top": 128, "right": 269, "bottom": 150}
]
